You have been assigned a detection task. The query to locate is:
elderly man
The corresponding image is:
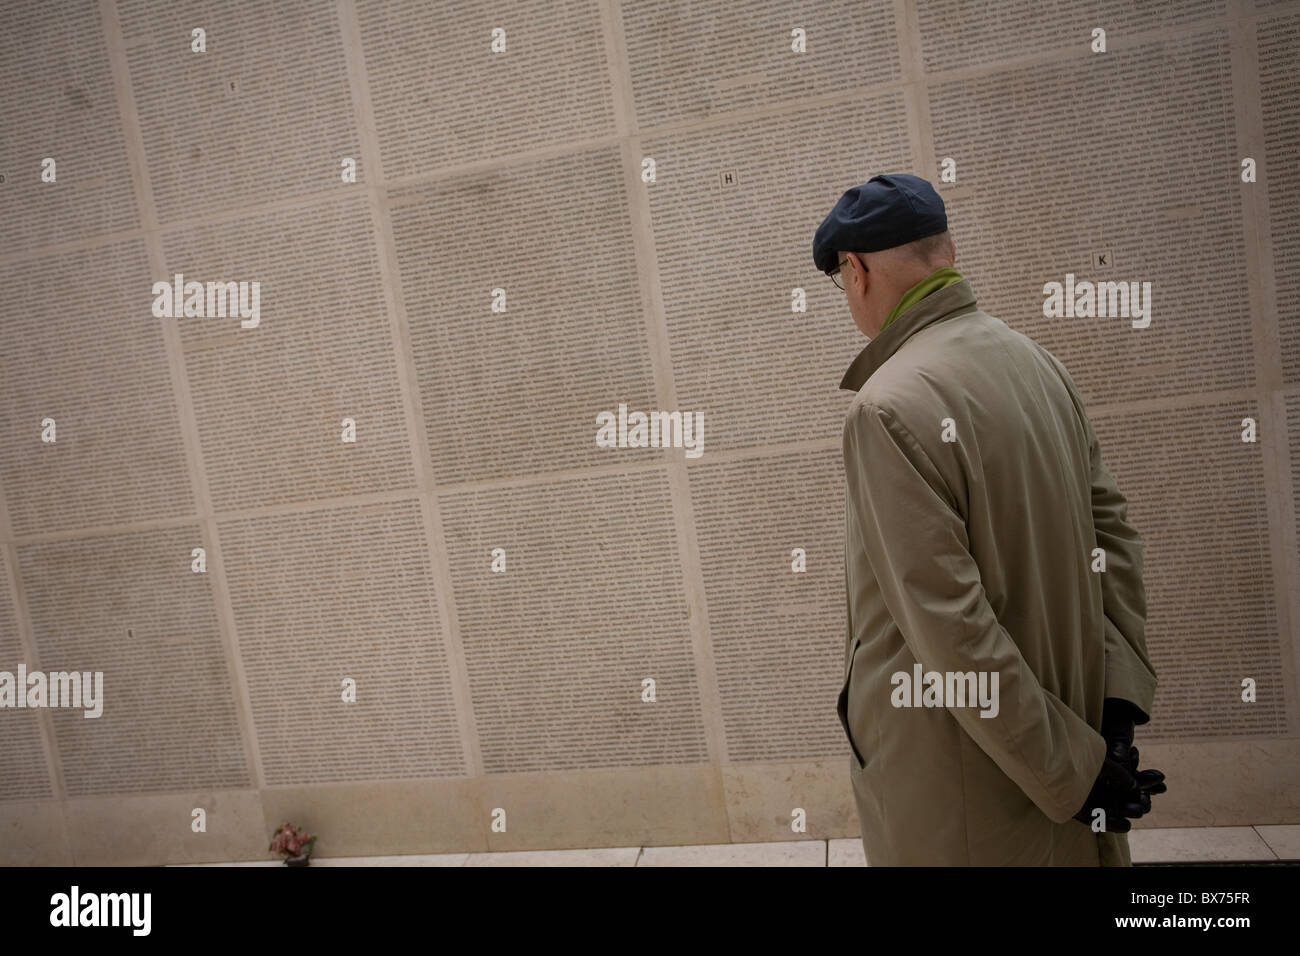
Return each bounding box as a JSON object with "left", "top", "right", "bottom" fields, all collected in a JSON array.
[{"left": 816, "top": 173, "right": 1165, "bottom": 866}]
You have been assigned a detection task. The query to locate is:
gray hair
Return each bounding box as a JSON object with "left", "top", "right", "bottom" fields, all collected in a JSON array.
[{"left": 899, "top": 230, "right": 955, "bottom": 267}]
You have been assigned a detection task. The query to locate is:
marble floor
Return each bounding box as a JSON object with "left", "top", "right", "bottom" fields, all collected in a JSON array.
[{"left": 175, "top": 825, "right": 1300, "bottom": 866}]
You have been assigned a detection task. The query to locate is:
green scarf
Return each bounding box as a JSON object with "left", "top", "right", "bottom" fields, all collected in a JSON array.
[{"left": 880, "top": 266, "right": 964, "bottom": 332}]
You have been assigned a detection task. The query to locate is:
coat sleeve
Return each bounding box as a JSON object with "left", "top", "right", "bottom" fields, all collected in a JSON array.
[
  {"left": 1041, "top": 346, "right": 1158, "bottom": 723},
  {"left": 843, "top": 400, "right": 1105, "bottom": 824},
  {"left": 1083, "top": 412, "right": 1158, "bottom": 723}
]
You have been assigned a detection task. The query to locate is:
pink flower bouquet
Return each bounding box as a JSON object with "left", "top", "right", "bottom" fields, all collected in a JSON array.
[{"left": 269, "top": 822, "right": 318, "bottom": 863}]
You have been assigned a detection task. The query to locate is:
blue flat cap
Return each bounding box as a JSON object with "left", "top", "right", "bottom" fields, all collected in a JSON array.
[{"left": 812, "top": 173, "right": 947, "bottom": 274}]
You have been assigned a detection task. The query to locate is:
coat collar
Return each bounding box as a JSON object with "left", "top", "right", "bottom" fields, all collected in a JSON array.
[{"left": 838, "top": 278, "right": 980, "bottom": 392}]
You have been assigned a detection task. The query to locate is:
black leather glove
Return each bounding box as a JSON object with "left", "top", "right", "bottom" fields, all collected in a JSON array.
[
  {"left": 1073, "top": 754, "right": 1151, "bottom": 832},
  {"left": 1102, "top": 697, "right": 1141, "bottom": 772},
  {"left": 1102, "top": 697, "right": 1167, "bottom": 797}
]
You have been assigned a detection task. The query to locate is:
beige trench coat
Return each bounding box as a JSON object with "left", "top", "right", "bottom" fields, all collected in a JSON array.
[{"left": 836, "top": 278, "right": 1158, "bottom": 865}]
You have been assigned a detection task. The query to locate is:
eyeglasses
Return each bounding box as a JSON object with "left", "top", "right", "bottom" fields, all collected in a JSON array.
[{"left": 829, "top": 254, "right": 865, "bottom": 291}]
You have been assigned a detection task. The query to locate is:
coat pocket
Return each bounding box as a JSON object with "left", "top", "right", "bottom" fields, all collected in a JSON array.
[{"left": 836, "top": 638, "right": 867, "bottom": 770}]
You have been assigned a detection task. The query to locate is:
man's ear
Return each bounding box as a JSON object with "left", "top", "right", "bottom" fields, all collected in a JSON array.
[{"left": 855, "top": 252, "right": 871, "bottom": 291}]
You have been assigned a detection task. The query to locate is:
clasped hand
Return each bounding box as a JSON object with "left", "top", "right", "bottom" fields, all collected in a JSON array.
[{"left": 1073, "top": 698, "right": 1167, "bottom": 833}]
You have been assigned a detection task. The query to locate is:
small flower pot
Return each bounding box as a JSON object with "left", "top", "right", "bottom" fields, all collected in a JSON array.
[{"left": 284, "top": 853, "right": 311, "bottom": 867}]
